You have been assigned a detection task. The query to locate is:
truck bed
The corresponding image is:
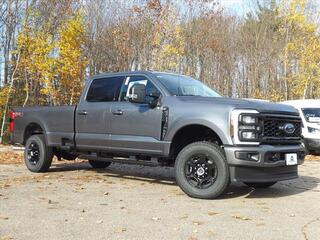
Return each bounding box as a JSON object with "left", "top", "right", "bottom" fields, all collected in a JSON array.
[{"left": 12, "top": 105, "right": 77, "bottom": 147}]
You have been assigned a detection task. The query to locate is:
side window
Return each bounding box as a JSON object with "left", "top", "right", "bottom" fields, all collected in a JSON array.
[
  {"left": 119, "top": 75, "right": 160, "bottom": 103},
  {"left": 86, "top": 76, "right": 124, "bottom": 102}
]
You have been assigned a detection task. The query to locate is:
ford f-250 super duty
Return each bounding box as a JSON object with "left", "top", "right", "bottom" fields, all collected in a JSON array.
[{"left": 9, "top": 71, "right": 305, "bottom": 199}]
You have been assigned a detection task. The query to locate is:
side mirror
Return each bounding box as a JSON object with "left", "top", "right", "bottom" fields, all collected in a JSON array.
[
  {"left": 147, "top": 91, "right": 161, "bottom": 108},
  {"left": 129, "top": 84, "right": 146, "bottom": 103},
  {"left": 148, "top": 91, "right": 160, "bottom": 99}
]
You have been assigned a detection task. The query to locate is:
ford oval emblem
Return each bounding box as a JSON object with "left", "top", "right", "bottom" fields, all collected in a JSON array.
[{"left": 282, "top": 123, "right": 295, "bottom": 134}]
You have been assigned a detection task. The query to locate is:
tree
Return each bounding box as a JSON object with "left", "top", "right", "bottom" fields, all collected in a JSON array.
[
  {"left": 56, "top": 13, "right": 87, "bottom": 105},
  {"left": 279, "top": 0, "right": 320, "bottom": 99}
]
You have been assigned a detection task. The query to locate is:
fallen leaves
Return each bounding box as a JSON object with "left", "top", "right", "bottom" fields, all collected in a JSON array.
[
  {"left": 188, "top": 236, "right": 198, "bottom": 240},
  {"left": 208, "top": 211, "right": 219, "bottom": 216},
  {"left": 0, "top": 215, "right": 9, "bottom": 220},
  {"left": 192, "top": 221, "right": 204, "bottom": 226},
  {"left": 114, "top": 227, "right": 127, "bottom": 233},
  {"left": 232, "top": 215, "right": 251, "bottom": 221},
  {"left": 305, "top": 155, "right": 320, "bottom": 161},
  {"left": 0, "top": 150, "right": 23, "bottom": 164},
  {"left": 1, "top": 236, "right": 14, "bottom": 240},
  {"left": 179, "top": 214, "right": 188, "bottom": 220},
  {"left": 48, "top": 199, "right": 59, "bottom": 204}
]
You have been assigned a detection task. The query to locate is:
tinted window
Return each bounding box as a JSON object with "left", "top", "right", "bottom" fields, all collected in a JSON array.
[
  {"left": 119, "top": 75, "right": 160, "bottom": 103},
  {"left": 86, "top": 76, "right": 124, "bottom": 102}
]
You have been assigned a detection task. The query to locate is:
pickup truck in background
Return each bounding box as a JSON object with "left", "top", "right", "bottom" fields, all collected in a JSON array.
[
  {"left": 282, "top": 99, "right": 320, "bottom": 155},
  {"left": 9, "top": 71, "right": 305, "bottom": 199}
]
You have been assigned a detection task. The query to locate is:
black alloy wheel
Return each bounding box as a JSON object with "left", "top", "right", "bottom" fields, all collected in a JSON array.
[
  {"left": 185, "top": 154, "right": 218, "bottom": 189},
  {"left": 24, "top": 134, "right": 53, "bottom": 172},
  {"left": 175, "top": 141, "right": 230, "bottom": 199},
  {"left": 27, "top": 141, "right": 41, "bottom": 165}
]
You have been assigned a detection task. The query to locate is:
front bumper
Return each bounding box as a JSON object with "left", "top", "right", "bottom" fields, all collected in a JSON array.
[{"left": 224, "top": 144, "right": 305, "bottom": 183}]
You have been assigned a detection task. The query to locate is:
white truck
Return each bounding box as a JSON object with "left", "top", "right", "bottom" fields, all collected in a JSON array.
[{"left": 282, "top": 100, "right": 320, "bottom": 155}]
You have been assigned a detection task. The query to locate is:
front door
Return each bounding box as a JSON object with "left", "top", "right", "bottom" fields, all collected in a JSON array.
[{"left": 108, "top": 75, "right": 163, "bottom": 154}]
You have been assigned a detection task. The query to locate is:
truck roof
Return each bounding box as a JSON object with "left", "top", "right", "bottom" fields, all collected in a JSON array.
[
  {"left": 90, "top": 70, "right": 151, "bottom": 79},
  {"left": 89, "top": 70, "right": 185, "bottom": 80}
]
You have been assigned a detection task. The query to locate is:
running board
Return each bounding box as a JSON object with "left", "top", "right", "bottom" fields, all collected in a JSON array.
[{"left": 79, "top": 154, "right": 161, "bottom": 167}]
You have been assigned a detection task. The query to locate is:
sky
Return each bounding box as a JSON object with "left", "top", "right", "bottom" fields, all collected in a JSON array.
[
  {"left": 0, "top": 0, "right": 252, "bottom": 86},
  {"left": 219, "top": 0, "right": 253, "bottom": 16}
]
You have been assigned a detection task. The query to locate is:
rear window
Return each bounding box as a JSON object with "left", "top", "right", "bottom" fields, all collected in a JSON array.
[{"left": 86, "top": 76, "right": 124, "bottom": 102}]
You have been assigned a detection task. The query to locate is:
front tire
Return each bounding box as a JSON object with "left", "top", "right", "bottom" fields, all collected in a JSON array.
[
  {"left": 244, "top": 182, "right": 277, "bottom": 189},
  {"left": 24, "top": 134, "right": 53, "bottom": 172},
  {"left": 88, "top": 160, "right": 111, "bottom": 169},
  {"left": 174, "top": 142, "right": 230, "bottom": 199}
]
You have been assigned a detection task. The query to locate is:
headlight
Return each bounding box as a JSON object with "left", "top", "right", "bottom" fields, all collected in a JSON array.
[
  {"left": 238, "top": 114, "right": 261, "bottom": 141},
  {"left": 308, "top": 127, "right": 320, "bottom": 134},
  {"left": 241, "top": 115, "right": 258, "bottom": 124},
  {"left": 230, "top": 109, "right": 261, "bottom": 145}
]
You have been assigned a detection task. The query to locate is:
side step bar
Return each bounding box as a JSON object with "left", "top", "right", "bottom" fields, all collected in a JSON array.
[{"left": 79, "top": 154, "right": 162, "bottom": 167}]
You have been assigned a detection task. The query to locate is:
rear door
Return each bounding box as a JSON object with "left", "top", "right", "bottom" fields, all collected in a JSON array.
[
  {"left": 75, "top": 76, "right": 125, "bottom": 150},
  {"left": 108, "top": 75, "right": 163, "bottom": 154}
]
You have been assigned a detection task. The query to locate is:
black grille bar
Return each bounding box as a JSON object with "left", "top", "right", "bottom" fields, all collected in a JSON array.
[{"left": 260, "top": 114, "right": 302, "bottom": 144}]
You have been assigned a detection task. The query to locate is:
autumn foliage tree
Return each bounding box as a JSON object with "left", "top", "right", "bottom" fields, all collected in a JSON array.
[
  {"left": 279, "top": 0, "right": 320, "bottom": 100},
  {"left": 16, "top": 11, "right": 86, "bottom": 106},
  {"left": 56, "top": 13, "right": 87, "bottom": 105}
]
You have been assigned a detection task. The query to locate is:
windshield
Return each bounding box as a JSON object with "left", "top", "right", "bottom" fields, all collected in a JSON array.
[
  {"left": 302, "top": 108, "right": 320, "bottom": 122},
  {"left": 155, "top": 73, "right": 221, "bottom": 97}
]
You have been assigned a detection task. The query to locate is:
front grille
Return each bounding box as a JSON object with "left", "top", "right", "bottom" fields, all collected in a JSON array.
[{"left": 261, "top": 115, "right": 302, "bottom": 144}]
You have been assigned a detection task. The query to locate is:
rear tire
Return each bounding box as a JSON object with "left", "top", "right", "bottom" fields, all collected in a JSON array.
[
  {"left": 174, "top": 141, "right": 230, "bottom": 199},
  {"left": 88, "top": 160, "right": 111, "bottom": 169},
  {"left": 244, "top": 182, "right": 277, "bottom": 189},
  {"left": 24, "top": 134, "right": 53, "bottom": 172}
]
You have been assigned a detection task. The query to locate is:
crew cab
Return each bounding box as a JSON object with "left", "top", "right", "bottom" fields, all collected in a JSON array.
[{"left": 9, "top": 71, "right": 305, "bottom": 199}]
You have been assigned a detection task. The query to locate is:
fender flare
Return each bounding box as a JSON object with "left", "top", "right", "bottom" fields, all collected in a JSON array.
[
  {"left": 164, "top": 118, "right": 229, "bottom": 145},
  {"left": 23, "top": 119, "right": 48, "bottom": 145}
]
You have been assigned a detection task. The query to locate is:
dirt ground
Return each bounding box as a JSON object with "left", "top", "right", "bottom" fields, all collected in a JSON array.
[{"left": 0, "top": 146, "right": 320, "bottom": 240}]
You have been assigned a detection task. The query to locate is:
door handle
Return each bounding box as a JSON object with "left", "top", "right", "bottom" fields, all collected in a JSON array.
[
  {"left": 78, "top": 110, "right": 88, "bottom": 116},
  {"left": 112, "top": 109, "right": 123, "bottom": 115}
]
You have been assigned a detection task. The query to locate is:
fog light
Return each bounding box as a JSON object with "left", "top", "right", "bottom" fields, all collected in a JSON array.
[
  {"left": 249, "top": 153, "right": 259, "bottom": 161},
  {"left": 235, "top": 151, "right": 259, "bottom": 161}
]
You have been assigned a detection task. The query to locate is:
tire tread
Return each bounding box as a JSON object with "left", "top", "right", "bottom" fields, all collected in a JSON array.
[{"left": 175, "top": 141, "right": 230, "bottom": 199}]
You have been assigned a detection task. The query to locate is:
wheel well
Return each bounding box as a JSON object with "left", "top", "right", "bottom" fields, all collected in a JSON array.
[
  {"left": 170, "top": 125, "right": 223, "bottom": 160},
  {"left": 23, "top": 123, "right": 44, "bottom": 144}
]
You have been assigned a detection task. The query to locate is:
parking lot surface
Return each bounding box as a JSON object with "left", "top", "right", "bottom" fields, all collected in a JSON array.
[{"left": 0, "top": 149, "right": 319, "bottom": 240}]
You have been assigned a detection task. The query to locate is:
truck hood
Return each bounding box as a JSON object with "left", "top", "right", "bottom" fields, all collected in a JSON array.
[{"left": 177, "top": 96, "right": 299, "bottom": 115}]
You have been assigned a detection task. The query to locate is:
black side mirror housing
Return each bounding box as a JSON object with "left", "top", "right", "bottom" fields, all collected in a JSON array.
[
  {"left": 148, "top": 91, "right": 161, "bottom": 99},
  {"left": 129, "top": 84, "right": 146, "bottom": 104},
  {"left": 147, "top": 91, "right": 161, "bottom": 108}
]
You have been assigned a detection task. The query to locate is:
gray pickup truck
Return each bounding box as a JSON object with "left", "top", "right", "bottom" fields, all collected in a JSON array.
[{"left": 10, "top": 71, "right": 305, "bottom": 199}]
